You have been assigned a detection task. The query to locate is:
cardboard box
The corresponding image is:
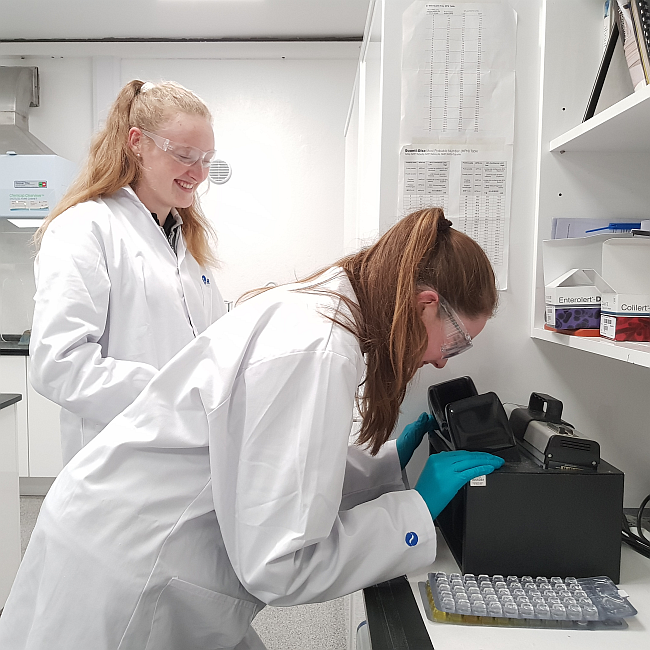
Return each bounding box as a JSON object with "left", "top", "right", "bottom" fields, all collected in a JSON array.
[
  {"left": 600, "top": 239, "right": 650, "bottom": 342},
  {"left": 544, "top": 269, "right": 605, "bottom": 330},
  {"left": 600, "top": 293, "right": 650, "bottom": 341}
]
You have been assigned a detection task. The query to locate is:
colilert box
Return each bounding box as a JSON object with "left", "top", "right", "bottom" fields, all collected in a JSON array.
[{"left": 600, "top": 239, "right": 650, "bottom": 342}]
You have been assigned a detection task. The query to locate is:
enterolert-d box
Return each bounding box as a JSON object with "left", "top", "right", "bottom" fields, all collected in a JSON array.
[{"left": 545, "top": 269, "right": 606, "bottom": 330}]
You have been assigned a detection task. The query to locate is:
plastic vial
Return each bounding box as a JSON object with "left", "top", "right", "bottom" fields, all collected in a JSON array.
[
  {"left": 487, "top": 601, "right": 503, "bottom": 617},
  {"left": 464, "top": 573, "right": 476, "bottom": 582},
  {"left": 519, "top": 602, "right": 535, "bottom": 618},
  {"left": 535, "top": 602, "right": 551, "bottom": 619},
  {"left": 566, "top": 604, "right": 582, "bottom": 621},
  {"left": 456, "top": 600, "right": 472, "bottom": 616},
  {"left": 550, "top": 604, "right": 567, "bottom": 620},
  {"left": 582, "top": 605, "right": 599, "bottom": 621},
  {"left": 503, "top": 601, "right": 519, "bottom": 617},
  {"left": 440, "top": 597, "right": 456, "bottom": 613},
  {"left": 471, "top": 601, "right": 488, "bottom": 616}
]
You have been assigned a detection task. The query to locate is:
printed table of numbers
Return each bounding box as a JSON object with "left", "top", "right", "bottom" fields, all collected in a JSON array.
[{"left": 458, "top": 160, "right": 506, "bottom": 266}]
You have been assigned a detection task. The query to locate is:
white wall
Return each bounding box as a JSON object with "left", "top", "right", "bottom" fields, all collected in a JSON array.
[
  {"left": 395, "top": 0, "right": 650, "bottom": 509},
  {"left": 0, "top": 46, "right": 358, "bottom": 305}
]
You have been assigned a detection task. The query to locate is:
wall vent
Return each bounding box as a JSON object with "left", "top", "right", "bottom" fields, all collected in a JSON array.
[{"left": 208, "top": 159, "right": 232, "bottom": 185}]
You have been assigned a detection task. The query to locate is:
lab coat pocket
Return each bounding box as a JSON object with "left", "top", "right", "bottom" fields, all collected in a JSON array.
[{"left": 145, "top": 577, "right": 260, "bottom": 650}]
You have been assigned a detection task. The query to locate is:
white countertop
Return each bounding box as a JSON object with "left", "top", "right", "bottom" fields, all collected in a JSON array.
[{"left": 407, "top": 532, "right": 650, "bottom": 649}]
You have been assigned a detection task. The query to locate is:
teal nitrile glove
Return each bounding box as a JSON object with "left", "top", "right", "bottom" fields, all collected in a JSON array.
[
  {"left": 396, "top": 412, "right": 438, "bottom": 470},
  {"left": 414, "top": 450, "right": 505, "bottom": 521}
]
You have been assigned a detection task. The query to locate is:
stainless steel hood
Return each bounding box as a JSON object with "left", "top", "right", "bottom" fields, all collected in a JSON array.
[{"left": 0, "top": 66, "right": 53, "bottom": 155}]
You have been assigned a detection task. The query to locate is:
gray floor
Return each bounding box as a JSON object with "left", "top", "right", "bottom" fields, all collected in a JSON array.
[{"left": 19, "top": 496, "right": 351, "bottom": 649}]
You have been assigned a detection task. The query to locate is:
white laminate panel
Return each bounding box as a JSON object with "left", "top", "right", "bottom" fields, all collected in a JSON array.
[
  {"left": 26, "top": 357, "right": 62, "bottom": 478},
  {"left": 0, "top": 403, "right": 22, "bottom": 608},
  {"left": 0, "top": 356, "right": 28, "bottom": 477}
]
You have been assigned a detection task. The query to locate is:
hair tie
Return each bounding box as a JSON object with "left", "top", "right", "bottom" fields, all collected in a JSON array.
[
  {"left": 438, "top": 217, "right": 453, "bottom": 232},
  {"left": 140, "top": 81, "right": 155, "bottom": 94}
]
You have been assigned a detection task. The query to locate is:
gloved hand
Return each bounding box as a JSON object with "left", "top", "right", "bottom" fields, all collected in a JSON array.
[
  {"left": 414, "top": 450, "right": 505, "bottom": 521},
  {"left": 396, "top": 412, "right": 438, "bottom": 470}
]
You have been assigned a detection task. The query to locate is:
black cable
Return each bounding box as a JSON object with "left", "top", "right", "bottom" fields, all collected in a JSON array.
[
  {"left": 636, "top": 493, "right": 650, "bottom": 544},
  {"left": 621, "top": 495, "right": 650, "bottom": 559}
]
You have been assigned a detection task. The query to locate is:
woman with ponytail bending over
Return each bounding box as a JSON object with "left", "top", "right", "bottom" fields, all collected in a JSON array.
[
  {"left": 29, "top": 80, "right": 226, "bottom": 465},
  {"left": 1, "top": 208, "right": 504, "bottom": 650}
]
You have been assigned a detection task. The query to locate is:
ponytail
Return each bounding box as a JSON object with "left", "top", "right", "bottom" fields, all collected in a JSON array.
[{"left": 292, "top": 208, "right": 497, "bottom": 455}]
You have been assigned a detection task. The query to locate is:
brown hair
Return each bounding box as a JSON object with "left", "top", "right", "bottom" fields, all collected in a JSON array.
[
  {"left": 34, "top": 79, "right": 217, "bottom": 267},
  {"left": 272, "top": 208, "right": 497, "bottom": 455}
]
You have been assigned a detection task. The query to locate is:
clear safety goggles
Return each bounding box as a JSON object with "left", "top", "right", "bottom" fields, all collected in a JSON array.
[
  {"left": 140, "top": 129, "right": 217, "bottom": 168},
  {"left": 438, "top": 295, "right": 473, "bottom": 359}
]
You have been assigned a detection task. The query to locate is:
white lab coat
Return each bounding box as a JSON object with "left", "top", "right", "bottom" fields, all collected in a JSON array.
[
  {"left": 29, "top": 186, "right": 226, "bottom": 463},
  {"left": 0, "top": 268, "right": 436, "bottom": 650}
]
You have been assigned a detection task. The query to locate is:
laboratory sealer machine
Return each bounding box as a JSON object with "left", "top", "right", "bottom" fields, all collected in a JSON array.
[{"left": 427, "top": 378, "right": 624, "bottom": 583}]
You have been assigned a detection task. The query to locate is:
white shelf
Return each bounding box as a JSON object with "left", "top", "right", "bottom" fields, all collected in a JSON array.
[
  {"left": 532, "top": 327, "right": 650, "bottom": 368},
  {"left": 549, "top": 84, "right": 650, "bottom": 153}
]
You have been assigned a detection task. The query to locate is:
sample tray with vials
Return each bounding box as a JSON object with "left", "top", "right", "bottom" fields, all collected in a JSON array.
[{"left": 419, "top": 572, "right": 637, "bottom": 630}]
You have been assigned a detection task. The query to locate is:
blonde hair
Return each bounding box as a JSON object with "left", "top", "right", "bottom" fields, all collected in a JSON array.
[{"left": 35, "top": 79, "right": 217, "bottom": 268}]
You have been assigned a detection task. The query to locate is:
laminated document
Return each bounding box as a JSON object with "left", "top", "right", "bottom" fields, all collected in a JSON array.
[{"left": 399, "top": 2, "right": 516, "bottom": 289}]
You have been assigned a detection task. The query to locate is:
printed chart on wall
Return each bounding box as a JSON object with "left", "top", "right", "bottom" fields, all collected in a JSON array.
[{"left": 399, "top": 2, "right": 516, "bottom": 289}]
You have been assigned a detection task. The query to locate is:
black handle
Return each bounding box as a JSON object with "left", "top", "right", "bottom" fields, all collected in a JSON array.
[{"left": 527, "top": 392, "right": 563, "bottom": 423}]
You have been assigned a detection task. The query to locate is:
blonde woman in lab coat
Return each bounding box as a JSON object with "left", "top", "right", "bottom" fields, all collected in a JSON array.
[
  {"left": 0, "top": 208, "right": 504, "bottom": 650},
  {"left": 30, "top": 79, "right": 226, "bottom": 464}
]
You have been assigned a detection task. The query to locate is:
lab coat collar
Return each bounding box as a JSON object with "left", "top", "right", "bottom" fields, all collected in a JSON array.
[
  {"left": 119, "top": 185, "right": 184, "bottom": 228},
  {"left": 117, "top": 186, "right": 186, "bottom": 260},
  {"left": 303, "top": 266, "right": 360, "bottom": 325}
]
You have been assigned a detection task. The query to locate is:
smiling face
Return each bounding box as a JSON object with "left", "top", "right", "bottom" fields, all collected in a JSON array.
[
  {"left": 128, "top": 112, "right": 214, "bottom": 221},
  {"left": 417, "top": 290, "right": 489, "bottom": 369}
]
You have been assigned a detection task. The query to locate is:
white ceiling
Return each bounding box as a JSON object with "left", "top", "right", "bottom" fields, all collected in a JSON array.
[{"left": 0, "top": 0, "right": 371, "bottom": 41}]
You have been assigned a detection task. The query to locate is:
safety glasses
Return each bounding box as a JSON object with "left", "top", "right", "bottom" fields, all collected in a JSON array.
[
  {"left": 438, "top": 295, "right": 473, "bottom": 359},
  {"left": 140, "top": 129, "right": 217, "bottom": 168}
]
